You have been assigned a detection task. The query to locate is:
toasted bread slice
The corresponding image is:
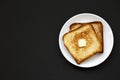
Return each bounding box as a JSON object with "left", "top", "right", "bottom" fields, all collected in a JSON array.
[
  {"left": 70, "top": 21, "right": 103, "bottom": 53},
  {"left": 63, "top": 24, "right": 101, "bottom": 64}
]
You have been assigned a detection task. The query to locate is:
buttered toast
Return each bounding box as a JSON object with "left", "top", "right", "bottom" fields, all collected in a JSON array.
[
  {"left": 70, "top": 21, "right": 103, "bottom": 53},
  {"left": 63, "top": 24, "right": 101, "bottom": 64}
]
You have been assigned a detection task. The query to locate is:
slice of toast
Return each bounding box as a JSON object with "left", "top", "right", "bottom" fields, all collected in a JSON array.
[
  {"left": 70, "top": 21, "right": 103, "bottom": 53},
  {"left": 63, "top": 24, "right": 101, "bottom": 64}
]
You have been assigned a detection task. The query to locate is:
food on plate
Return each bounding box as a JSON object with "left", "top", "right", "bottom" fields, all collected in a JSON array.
[{"left": 63, "top": 21, "right": 103, "bottom": 64}]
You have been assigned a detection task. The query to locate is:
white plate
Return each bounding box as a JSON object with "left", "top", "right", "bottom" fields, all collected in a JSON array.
[{"left": 59, "top": 13, "right": 114, "bottom": 68}]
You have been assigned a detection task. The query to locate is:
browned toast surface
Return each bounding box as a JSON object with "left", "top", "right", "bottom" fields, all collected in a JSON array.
[
  {"left": 63, "top": 24, "right": 101, "bottom": 64},
  {"left": 70, "top": 21, "right": 103, "bottom": 53}
]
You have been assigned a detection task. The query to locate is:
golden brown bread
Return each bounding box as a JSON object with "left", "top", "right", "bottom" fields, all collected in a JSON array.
[
  {"left": 63, "top": 24, "right": 101, "bottom": 64},
  {"left": 70, "top": 21, "right": 103, "bottom": 53},
  {"left": 69, "top": 23, "right": 82, "bottom": 31}
]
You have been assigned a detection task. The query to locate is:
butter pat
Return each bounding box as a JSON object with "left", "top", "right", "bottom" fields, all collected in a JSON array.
[{"left": 78, "top": 38, "right": 87, "bottom": 47}]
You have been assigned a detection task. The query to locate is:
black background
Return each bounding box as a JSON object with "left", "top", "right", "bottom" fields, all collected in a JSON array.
[{"left": 0, "top": 0, "right": 120, "bottom": 80}]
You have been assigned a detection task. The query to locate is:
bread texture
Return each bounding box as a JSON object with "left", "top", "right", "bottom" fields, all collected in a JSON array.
[
  {"left": 70, "top": 21, "right": 103, "bottom": 53},
  {"left": 63, "top": 24, "right": 101, "bottom": 64}
]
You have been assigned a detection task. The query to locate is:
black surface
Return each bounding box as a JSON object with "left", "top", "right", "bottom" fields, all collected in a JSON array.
[{"left": 0, "top": 0, "right": 120, "bottom": 80}]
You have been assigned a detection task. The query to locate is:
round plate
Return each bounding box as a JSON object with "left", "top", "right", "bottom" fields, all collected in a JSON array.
[{"left": 59, "top": 13, "right": 114, "bottom": 68}]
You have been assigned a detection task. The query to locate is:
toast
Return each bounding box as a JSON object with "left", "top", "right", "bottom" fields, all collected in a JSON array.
[
  {"left": 70, "top": 21, "right": 103, "bottom": 53},
  {"left": 63, "top": 24, "right": 101, "bottom": 64}
]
